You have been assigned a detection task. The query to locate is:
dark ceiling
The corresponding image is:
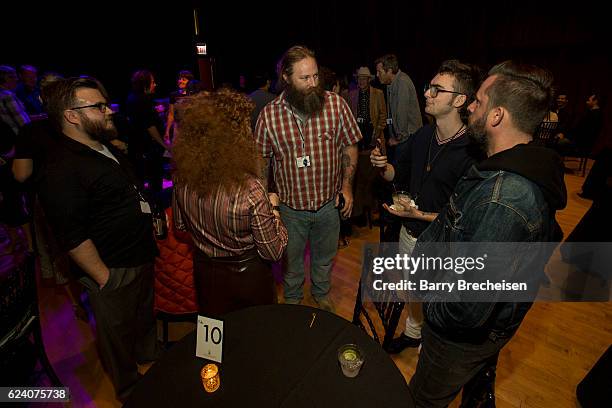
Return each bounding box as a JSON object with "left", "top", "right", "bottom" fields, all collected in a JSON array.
[{"left": 2, "top": 1, "right": 609, "bottom": 116}]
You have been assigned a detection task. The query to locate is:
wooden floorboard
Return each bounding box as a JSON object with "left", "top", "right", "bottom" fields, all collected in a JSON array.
[{"left": 36, "top": 158, "right": 611, "bottom": 407}]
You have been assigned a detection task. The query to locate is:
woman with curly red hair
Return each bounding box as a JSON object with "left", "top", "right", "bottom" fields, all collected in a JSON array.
[{"left": 172, "top": 89, "right": 287, "bottom": 316}]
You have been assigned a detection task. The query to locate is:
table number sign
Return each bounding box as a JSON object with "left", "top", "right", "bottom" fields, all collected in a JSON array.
[{"left": 196, "top": 315, "right": 224, "bottom": 363}]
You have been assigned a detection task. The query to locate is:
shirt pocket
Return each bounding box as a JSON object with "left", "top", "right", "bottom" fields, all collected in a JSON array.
[
  {"left": 443, "top": 197, "right": 464, "bottom": 241},
  {"left": 318, "top": 130, "right": 335, "bottom": 141}
]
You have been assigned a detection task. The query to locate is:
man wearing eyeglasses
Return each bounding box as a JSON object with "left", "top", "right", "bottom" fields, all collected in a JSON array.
[
  {"left": 407, "top": 61, "right": 565, "bottom": 407},
  {"left": 374, "top": 54, "right": 422, "bottom": 150},
  {"left": 371, "top": 60, "right": 482, "bottom": 354},
  {"left": 38, "top": 77, "right": 159, "bottom": 401}
]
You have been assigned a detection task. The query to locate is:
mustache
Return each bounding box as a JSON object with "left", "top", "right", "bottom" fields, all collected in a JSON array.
[{"left": 285, "top": 83, "right": 326, "bottom": 115}]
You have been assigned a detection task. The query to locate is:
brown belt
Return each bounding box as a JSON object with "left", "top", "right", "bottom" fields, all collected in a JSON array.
[{"left": 196, "top": 247, "right": 260, "bottom": 264}]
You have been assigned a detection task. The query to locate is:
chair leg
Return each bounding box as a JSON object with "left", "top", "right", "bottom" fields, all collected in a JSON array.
[
  {"left": 580, "top": 157, "right": 588, "bottom": 177},
  {"left": 382, "top": 303, "right": 405, "bottom": 351},
  {"left": 32, "top": 317, "right": 63, "bottom": 387},
  {"left": 30, "top": 254, "right": 62, "bottom": 387},
  {"left": 163, "top": 318, "right": 169, "bottom": 347}
]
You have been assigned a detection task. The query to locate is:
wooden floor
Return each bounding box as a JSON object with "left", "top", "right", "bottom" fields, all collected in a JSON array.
[{"left": 36, "top": 158, "right": 611, "bottom": 407}]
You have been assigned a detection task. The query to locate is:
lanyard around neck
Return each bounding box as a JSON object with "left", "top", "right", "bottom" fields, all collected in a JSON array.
[{"left": 289, "top": 105, "right": 306, "bottom": 150}]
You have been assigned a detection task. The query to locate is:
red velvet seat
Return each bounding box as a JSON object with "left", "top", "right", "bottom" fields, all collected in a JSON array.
[{"left": 154, "top": 209, "right": 198, "bottom": 344}]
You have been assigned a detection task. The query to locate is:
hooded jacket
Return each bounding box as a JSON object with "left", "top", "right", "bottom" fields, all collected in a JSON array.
[{"left": 418, "top": 142, "right": 567, "bottom": 342}]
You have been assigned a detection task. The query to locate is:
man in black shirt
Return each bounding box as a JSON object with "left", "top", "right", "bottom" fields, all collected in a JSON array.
[
  {"left": 558, "top": 92, "right": 604, "bottom": 156},
  {"left": 39, "top": 77, "right": 159, "bottom": 401},
  {"left": 371, "top": 60, "right": 482, "bottom": 353},
  {"left": 554, "top": 92, "right": 573, "bottom": 138}
]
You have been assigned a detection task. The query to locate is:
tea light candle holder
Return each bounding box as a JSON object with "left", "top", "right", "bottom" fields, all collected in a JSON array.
[{"left": 201, "top": 363, "right": 220, "bottom": 393}]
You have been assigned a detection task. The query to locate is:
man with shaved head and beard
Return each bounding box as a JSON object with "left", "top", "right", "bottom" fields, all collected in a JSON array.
[
  {"left": 255, "top": 45, "right": 362, "bottom": 312},
  {"left": 39, "top": 77, "right": 159, "bottom": 401},
  {"left": 407, "top": 61, "right": 567, "bottom": 407}
]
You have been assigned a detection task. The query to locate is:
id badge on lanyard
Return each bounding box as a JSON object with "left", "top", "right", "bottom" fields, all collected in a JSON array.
[
  {"left": 134, "top": 186, "right": 151, "bottom": 213},
  {"left": 296, "top": 155, "right": 311, "bottom": 168}
]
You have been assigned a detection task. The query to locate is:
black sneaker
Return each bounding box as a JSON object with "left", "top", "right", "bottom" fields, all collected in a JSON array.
[
  {"left": 338, "top": 237, "right": 350, "bottom": 249},
  {"left": 385, "top": 334, "right": 421, "bottom": 354}
]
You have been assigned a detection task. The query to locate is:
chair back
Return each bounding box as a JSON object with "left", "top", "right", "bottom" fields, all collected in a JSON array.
[
  {"left": 534, "top": 120, "right": 559, "bottom": 146},
  {"left": 352, "top": 247, "right": 404, "bottom": 351},
  {"left": 0, "top": 225, "right": 62, "bottom": 386},
  {"left": 0, "top": 250, "right": 34, "bottom": 347}
]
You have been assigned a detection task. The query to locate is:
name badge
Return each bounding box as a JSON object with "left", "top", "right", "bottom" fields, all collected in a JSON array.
[
  {"left": 386, "top": 118, "right": 393, "bottom": 125},
  {"left": 296, "top": 155, "right": 311, "bottom": 168},
  {"left": 356, "top": 117, "right": 364, "bottom": 124},
  {"left": 140, "top": 201, "right": 151, "bottom": 214}
]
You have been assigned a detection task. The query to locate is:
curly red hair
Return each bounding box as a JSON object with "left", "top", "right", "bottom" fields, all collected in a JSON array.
[{"left": 172, "top": 89, "right": 261, "bottom": 195}]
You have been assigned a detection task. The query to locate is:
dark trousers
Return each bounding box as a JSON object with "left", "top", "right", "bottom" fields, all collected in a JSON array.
[
  {"left": 408, "top": 322, "right": 511, "bottom": 407},
  {"left": 193, "top": 248, "right": 277, "bottom": 317},
  {"left": 130, "top": 150, "right": 164, "bottom": 203},
  {"left": 144, "top": 151, "right": 164, "bottom": 197},
  {"left": 80, "top": 262, "right": 159, "bottom": 399},
  {"left": 581, "top": 148, "right": 612, "bottom": 199}
]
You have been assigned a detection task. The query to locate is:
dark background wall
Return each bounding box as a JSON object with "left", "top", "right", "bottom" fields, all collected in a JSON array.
[{"left": 2, "top": 1, "right": 609, "bottom": 145}]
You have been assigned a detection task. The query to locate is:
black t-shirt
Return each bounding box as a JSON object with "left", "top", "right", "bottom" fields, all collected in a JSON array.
[
  {"left": 394, "top": 124, "right": 481, "bottom": 237},
  {"left": 169, "top": 90, "right": 190, "bottom": 105},
  {"left": 14, "top": 118, "right": 59, "bottom": 186},
  {"left": 0, "top": 120, "right": 15, "bottom": 155},
  {"left": 125, "top": 93, "right": 162, "bottom": 155},
  {"left": 38, "top": 134, "right": 158, "bottom": 267},
  {"left": 570, "top": 108, "right": 603, "bottom": 149}
]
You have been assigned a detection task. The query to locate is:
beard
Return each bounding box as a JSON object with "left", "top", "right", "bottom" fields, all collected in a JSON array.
[
  {"left": 468, "top": 113, "right": 489, "bottom": 152},
  {"left": 285, "top": 82, "right": 326, "bottom": 115},
  {"left": 80, "top": 114, "right": 118, "bottom": 142}
]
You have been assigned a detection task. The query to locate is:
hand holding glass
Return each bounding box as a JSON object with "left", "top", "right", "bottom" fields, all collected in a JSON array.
[{"left": 391, "top": 191, "right": 414, "bottom": 211}]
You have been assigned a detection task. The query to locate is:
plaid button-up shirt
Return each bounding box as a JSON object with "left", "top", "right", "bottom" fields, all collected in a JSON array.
[
  {"left": 0, "top": 88, "right": 30, "bottom": 136},
  {"left": 254, "top": 91, "right": 362, "bottom": 211},
  {"left": 173, "top": 178, "right": 288, "bottom": 260}
]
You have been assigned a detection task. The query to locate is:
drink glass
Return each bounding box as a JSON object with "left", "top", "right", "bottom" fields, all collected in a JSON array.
[
  {"left": 391, "top": 191, "right": 411, "bottom": 211},
  {"left": 338, "top": 344, "right": 364, "bottom": 378}
]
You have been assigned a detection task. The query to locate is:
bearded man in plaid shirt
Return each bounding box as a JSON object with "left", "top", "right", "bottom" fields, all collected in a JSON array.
[{"left": 254, "top": 45, "right": 361, "bottom": 312}]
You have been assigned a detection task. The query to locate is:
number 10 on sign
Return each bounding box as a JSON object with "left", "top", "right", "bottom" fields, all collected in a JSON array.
[{"left": 196, "top": 315, "right": 224, "bottom": 363}]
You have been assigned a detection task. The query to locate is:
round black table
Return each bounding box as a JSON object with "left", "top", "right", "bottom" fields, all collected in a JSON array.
[{"left": 125, "top": 304, "right": 414, "bottom": 407}]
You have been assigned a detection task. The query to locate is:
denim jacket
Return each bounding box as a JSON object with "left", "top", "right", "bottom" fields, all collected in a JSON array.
[{"left": 418, "top": 143, "right": 566, "bottom": 342}]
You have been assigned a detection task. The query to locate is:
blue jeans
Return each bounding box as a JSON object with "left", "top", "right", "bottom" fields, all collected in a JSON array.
[{"left": 280, "top": 200, "right": 340, "bottom": 301}]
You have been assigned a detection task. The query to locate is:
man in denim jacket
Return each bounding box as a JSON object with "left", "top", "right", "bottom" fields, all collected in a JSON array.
[{"left": 408, "top": 61, "right": 567, "bottom": 407}]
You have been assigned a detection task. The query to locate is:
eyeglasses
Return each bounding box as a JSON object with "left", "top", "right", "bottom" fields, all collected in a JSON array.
[
  {"left": 69, "top": 102, "right": 111, "bottom": 113},
  {"left": 424, "top": 84, "right": 464, "bottom": 98}
]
